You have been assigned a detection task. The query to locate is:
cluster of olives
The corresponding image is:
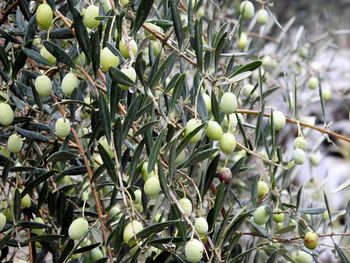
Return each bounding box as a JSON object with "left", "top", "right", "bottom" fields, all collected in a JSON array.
[{"left": 237, "top": 1, "right": 269, "bottom": 50}]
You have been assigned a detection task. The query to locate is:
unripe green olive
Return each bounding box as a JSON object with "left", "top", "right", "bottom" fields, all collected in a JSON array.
[
  {"left": 217, "top": 167, "right": 232, "bottom": 183},
  {"left": 34, "top": 75, "right": 52, "bottom": 97},
  {"left": 151, "top": 40, "right": 162, "bottom": 57},
  {"left": 120, "top": 67, "right": 137, "bottom": 89},
  {"left": 194, "top": 217, "right": 208, "bottom": 235},
  {"left": 144, "top": 177, "right": 161, "bottom": 197},
  {"left": 7, "top": 134, "right": 23, "bottom": 153},
  {"left": 242, "top": 84, "right": 258, "bottom": 99},
  {"left": 219, "top": 133, "right": 236, "bottom": 154},
  {"left": 253, "top": 205, "right": 270, "bottom": 225},
  {"left": 292, "top": 148, "right": 306, "bottom": 165},
  {"left": 61, "top": 73, "right": 79, "bottom": 96},
  {"left": 272, "top": 111, "right": 286, "bottom": 131},
  {"left": 257, "top": 181, "right": 269, "bottom": 199},
  {"left": 291, "top": 251, "right": 312, "bottom": 263},
  {"left": 202, "top": 93, "right": 211, "bottom": 112},
  {"left": 144, "top": 23, "right": 163, "bottom": 40},
  {"left": 175, "top": 149, "right": 186, "bottom": 166},
  {"left": 293, "top": 137, "right": 308, "bottom": 151},
  {"left": 123, "top": 220, "right": 143, "bottom": 244},
  {"left": 272, "top": 212, "right": 284, "bottom": 223},
  {"left": 0, "top": 146, "right": 10, "bottom": 158},
  {"left": 141, "top": 162, "right": 157, "bottom": 181},
  {"left": 32, "top": 217, "right": 45, "bottom": 235},
  {"left": 303, "top": 231, "right": 318, "bottom": 250},
  {"left": 0, "top": 103, "right": 14, "bottom": 126},
  {"left": 109, "top": 204, "right": 121, "bottom": 220},
  {"left": 119, "top": 38, "right": 138, "bottom": 59},
  {"left": 257, "top": 9, "right": 268, "bottom": 25},
  {"left": 185, "top": 118, "right": 203, "bottom": 143},
  {"left": 262, "top": 55, "right": 273, "bottom": 68},
  {"left": 240, "top": 1, "right": 255, "bottom": 19},
  {"left": 36, "top": 3, "right": 53, "bottom": 30},
  {"left": 83, "top": 5, "right": 100, "bottom": 29},
  {"left": 134, "top": 189, "right": 142, "bottom": 204},
  {"left": 119, "top": 0, "right": 130, "bottom": 7},
  {"left": 185, "top": 239, "right": 204, "bottom": 263},
  {"left": 55, "top": 117, "right": 71, "bottom": 138},
  {"left": 100, "top": 47, "right": 120, "bottom": 72},
  {"left": 219, "top": 92, "right": 237, "bottom": 114},
  {"left": 307, "top": 76, "right": 319, "bottom": 90},
  {"left": 237, "top": 32, "right": 248, "bottom": 50},
  {"left": 73, "top": 52, "right": 86, "bottom": 66},
  {"left": 309, "top": 152, "right": 321, "bottom": 166},
  {"left": 98, "top": 136, "right": 114, "bottom": 157},
  {"left": 0, "top": 212, "right": 6, "bottom": 232},
  {"left": 206, "top": 120, "right": 223, "bottom": 141},
  {"left": 68, "top": 218, "right": 89, "bottom": 240},
  {"left": 179, "top": 197, "right": 192, "bottom": 217},
  {"left": 322, "top": 88, "right": 332, "bottom": 101},
  {"left": 89, "top": 247, "right": 103, "bottom": 261},
  {"left": 21, "top": 192, "right": 31, "bottom": 208},
  {"left": 40, "top": 46, "right": 56, "bottom": 65}
]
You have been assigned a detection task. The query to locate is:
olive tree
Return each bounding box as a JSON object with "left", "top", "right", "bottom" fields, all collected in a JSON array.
[{"left": 0, "top": 0, "right": 349, "bottom": 262}]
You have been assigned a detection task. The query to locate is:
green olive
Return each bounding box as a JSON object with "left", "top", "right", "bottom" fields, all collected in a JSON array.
[
  {"left": 34, "top": 75, "right": 52, "bottom": 97},
  {"left": 141, "top": 162, "right": 157, "bottom": 181},
  {"left": 32, "top": 217, "right": 45, "bottom": 235},
  {"left": 240, "top": 1, "right": 255, "bottom": 19},
  {"left": 21, "top": 192, "right": 31, "bottom": 208},
  {"left": 272, "top": 111, "right": 286, "bottom": 131},
  {"left": 61, "top": 72, "right": 79, "bottom": 96},
  {"left": 219, "top": 92, "right": 237, "bottom": 114},
  {"left": 36, "top": 3, "right": 53, "bottom": 30},
  {"left": 119, "top": 37, "right": 138, "bottom": 59},
  {"left": 98, "top": 136, "right": 114, "bottom": 157},
  {"left": 257, "top": 9, "right": 268, "bottom": 25},
  {"left": 100, "top": 47, "right": 120, "bottom": 72},
  {"left": 0, "top": 212, "right": 6, "bottom": 232},
  {"left": 185, "top": 239, "right": 204, "bottom": 263},
  {"left": 206, "top": 120, "right": 223, "bottom": 141},
  {"left": 55, "top": 117, "right": 71, "bottom": 138},
  {"left": 292, "top": 148, "right": 306, "bottom": 165},
  {"left": 123, "top": 220, "right": 143, "bottom": 244},
  {"left": 83, "top": 5, "right": 100, "bottom": 29},
  {"left": 304, "top": 231, "right": 318, "bottom": 250},
  {"left": 68, "top": 217, "right": 89, "bottom": 240},
  {"left": 201, "top": 93, "right": 211, "bottom": 112},
  {"left": 293, "top": 137, "right": 308, "bottom": 151},
  {"left": 178, "top": 197, "right": 192, "bottom": 217},
  {"left": 144, "top": 177, "right": 161, "bottom": 197},
  {"left": 89, "top": 247, "right": 104, "bottom": 261},
  {"left": 291, "top": 251, "right": 312, "bottom": 263},
  {"left": 119, "top": 0, "right": 130, "bottom": 7},
  {"left": 219, "top": 133, "right": 236, "bottom": 154},
  {"left": 40, "top": 46, "right": 56, "bottom": 65},
  {"left": 7, "top": 134, "right": 23, "bottom": 153},
  {"left": 185, "top": 118, "right": 203, "bottom": 143},
  {"left": 194, "top": 217, "right": 208, "bottom": 235},
  {"left": 242, "top": 84, "right": 258, "bottom": 99},
  {"left": 237, "top": 32, "right": 248, "bottom": 50},
  {"left": 0, "top": 103, "right": 14, "bottom": 126},
  {"left": 120, "top": 67, "right": 137, "bottom": 89},
  {"left": 272, "top": 212, "right": 285, "bottom": 223},
  {"left": 307, "top": 76, "right": 319, "bottom": 90},
  {"left": 257, "top": 181, "right": 269, "bottom": 199},
  {"left": 253, "top": 205, "right": 270, "bottom": 225}
]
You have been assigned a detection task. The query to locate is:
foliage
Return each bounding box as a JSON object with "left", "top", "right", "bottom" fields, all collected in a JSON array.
[{"left": 0, "top": 0, "right": 349, "bottom": 262}]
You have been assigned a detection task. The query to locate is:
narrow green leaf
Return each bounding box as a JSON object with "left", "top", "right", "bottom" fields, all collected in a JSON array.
[
  {"left": 47, "top": 151, "right": 77, "bottom": 163},
  {"left": 170, "top": 0, "right": 183, "bottom": 50},
  {"left": 109, "top": 67, "right": 136, "bottom": 87},
  {"left": 22, "top": 171, "right": 56, "bottom": 196},
  {"left": 22, "top": 48, "right": 52, "bottom": 66},
  {"left": 147, "top": 129, "right": 165, "bottom": 173},
  {"left": 131, "top": 0, "right": 154, "bottom": 35},
  {"left": 98, "top": 92, "right": 112, "bottom": 143}
]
